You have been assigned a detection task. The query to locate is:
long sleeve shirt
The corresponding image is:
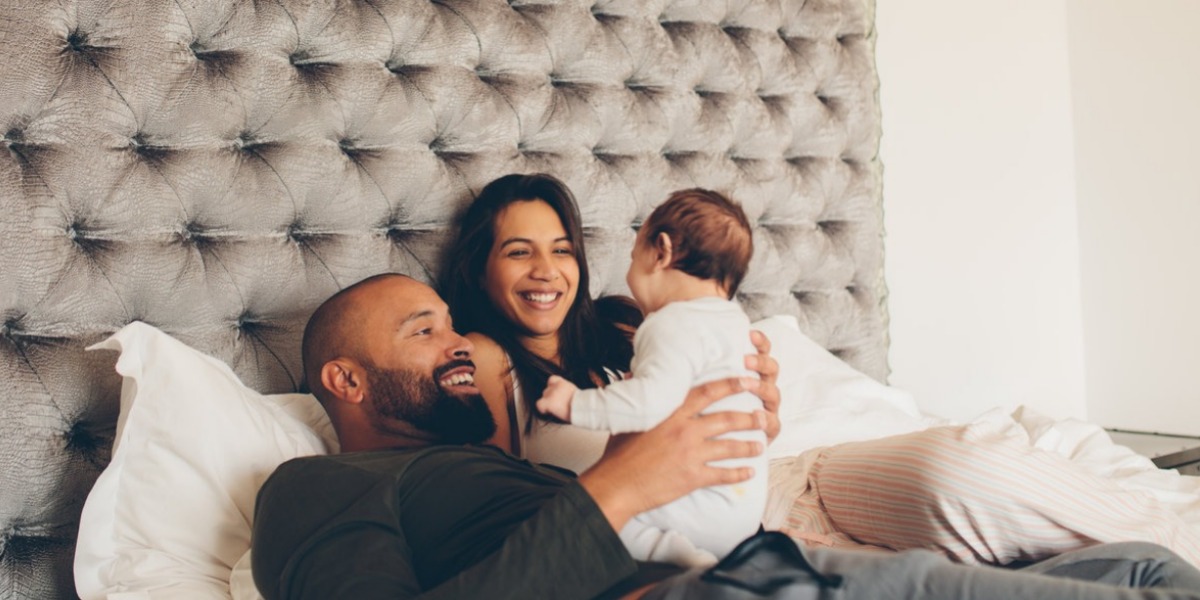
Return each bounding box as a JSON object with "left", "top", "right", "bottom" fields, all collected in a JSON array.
[
  {"left": 251, "top": 445, "right": 680, "bottom": 600},
  {"left": 571, "top": 297, "right": 762, "bottom": 433}
]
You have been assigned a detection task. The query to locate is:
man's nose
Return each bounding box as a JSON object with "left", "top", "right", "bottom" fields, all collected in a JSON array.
[{"left": 449, "top": 333, "right": 474, "bottom": 358}]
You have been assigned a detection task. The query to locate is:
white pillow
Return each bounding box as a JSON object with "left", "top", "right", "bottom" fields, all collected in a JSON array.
[
  {"left": 75, "top": 322, "right": 336, "bottom": 600},
  {"left": 751, "top": 315, "right": 935, "bottom": 459}
]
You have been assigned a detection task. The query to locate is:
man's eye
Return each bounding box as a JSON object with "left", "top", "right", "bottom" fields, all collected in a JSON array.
[{"left": 414, "top": 328, "right": 432, "bottom": 336}]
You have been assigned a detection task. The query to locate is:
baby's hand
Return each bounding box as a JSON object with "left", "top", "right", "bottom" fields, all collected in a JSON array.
[{"left": 535, "top": 375, "right": 577, "bottom": 422}]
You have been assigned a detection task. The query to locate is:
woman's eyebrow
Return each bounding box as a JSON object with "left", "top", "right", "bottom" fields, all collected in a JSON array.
[
  {"left": 497, "top": 237, "right": 532, "bottom": 248},
  {"left": 497, "top": 236, "right": 571, "bottom": 249}
]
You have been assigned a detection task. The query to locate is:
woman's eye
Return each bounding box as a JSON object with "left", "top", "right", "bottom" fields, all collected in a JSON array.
[
  {"left": 506, "top": 249, "right": 529, "bottom": 258},
  {"left": 553, "top": 247, "right": 573, "bottom": 255}
]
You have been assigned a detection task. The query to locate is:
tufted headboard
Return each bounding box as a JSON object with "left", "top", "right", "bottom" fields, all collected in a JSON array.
[{"left": 0, "top": 0, "right": 885, "bottom": 597}]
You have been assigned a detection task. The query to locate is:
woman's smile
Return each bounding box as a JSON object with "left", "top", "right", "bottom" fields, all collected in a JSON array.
[{"left": 484, "top": 199, "right": 580, "bottom": 342}]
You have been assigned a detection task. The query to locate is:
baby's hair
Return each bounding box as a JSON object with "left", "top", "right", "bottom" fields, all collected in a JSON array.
[{"left": 640, "top": 188, "right": 753, "bottom": 298}]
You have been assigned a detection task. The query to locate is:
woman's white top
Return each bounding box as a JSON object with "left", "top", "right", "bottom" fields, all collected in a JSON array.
[{"left": 513, "top": 371, "right": 612, "bottom": 474}]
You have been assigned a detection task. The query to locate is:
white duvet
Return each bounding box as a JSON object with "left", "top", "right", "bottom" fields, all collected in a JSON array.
[{"left": 752, "top": 315, "right": 1200, "bottom": 533}]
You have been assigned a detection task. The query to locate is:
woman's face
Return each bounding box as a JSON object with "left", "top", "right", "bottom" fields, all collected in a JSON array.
[{"left": 483, "top": 199, "right": 580, "bottom": 348}]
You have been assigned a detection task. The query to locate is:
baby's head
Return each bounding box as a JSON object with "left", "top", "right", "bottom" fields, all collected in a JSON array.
[{"left": 628, "top": 188, "right": 752, "bottom": 309}]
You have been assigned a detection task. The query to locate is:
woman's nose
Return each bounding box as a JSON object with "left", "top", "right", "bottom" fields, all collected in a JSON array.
[{"left": 530, "top": 254, "right": 560, "bottom": 281}]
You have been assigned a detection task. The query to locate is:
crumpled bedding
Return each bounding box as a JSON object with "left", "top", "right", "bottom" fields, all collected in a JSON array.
[{"left": 752, "top": 315, "right": 1200, "bottom": 538}]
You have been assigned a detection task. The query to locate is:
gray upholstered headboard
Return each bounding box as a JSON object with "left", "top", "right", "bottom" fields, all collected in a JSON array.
[{"left": 0, "top": 1, "right": 884, "bottom": 597}]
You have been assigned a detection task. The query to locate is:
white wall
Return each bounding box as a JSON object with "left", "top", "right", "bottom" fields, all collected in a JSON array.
[
  {"left": 877, "top": 0, "right": 1200, "bottom": 436},
  {"left": 876, "top": 1, "right": 1089, "bottom": 423},
  {"left": 1067, "top": 0, "right": 1200, "bottom": 436}
]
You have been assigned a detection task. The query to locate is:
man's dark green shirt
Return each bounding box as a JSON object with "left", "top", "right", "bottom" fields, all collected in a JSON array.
[{"left": 251, "top": 445, "right": 678, "bottom": 599}]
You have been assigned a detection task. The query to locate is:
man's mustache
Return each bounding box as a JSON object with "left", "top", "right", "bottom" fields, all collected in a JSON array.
[{"left": 433, "top": 359, "right": 476, "bottom": 382}]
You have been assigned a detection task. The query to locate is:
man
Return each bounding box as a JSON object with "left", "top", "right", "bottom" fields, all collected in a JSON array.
[{"left": 252, "top": 273, "right": 1200, "bottom": 599}]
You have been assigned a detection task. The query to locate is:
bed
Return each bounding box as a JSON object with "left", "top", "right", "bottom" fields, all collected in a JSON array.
[{"left": 5, "top": 1, "right": 1193, "bottom": 599}]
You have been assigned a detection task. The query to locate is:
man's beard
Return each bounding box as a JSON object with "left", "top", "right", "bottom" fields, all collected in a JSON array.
[{"left": 365, "top": 359, "right": 496, "bottom": 445}]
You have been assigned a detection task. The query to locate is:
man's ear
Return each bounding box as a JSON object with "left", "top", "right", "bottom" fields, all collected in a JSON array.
[
  {"left": 652, "top": 232, "right": 673, "bottom": 270},
  {"left": 321, "top": 359, "right": 366, "bottom": 406}
]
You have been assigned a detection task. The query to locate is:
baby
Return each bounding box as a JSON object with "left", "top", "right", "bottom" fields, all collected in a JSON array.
[{"left": 536, "top": 188, "right": 766, "bottom": 567}]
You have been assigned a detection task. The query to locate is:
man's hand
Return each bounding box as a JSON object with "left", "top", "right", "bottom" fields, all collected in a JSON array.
[
  {"left": 577, "top": 377, "right": 767, "bottom": 533},
  {"left": 747, "top": 329, "right": 782, "bottom": 444},
  {"left": 535, "top": 375, "right": 575, "bottom": 422}
]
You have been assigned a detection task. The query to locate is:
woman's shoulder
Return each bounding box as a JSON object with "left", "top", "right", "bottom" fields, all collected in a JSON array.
[
  {"left": 466, "top": 331, "right": 506, "bottom": 356},
  {"left": 466, "top": 332, "right": 511, "bottom": 385}
]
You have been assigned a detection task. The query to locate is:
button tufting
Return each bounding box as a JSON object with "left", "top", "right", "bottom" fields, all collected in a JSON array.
[
  {"left": 235, "top": 314, "right": 259, "bottom": 332},
  {"left": 386, "top": 224, "right": 407, "bottom": 244},
  {"left": 64, "top": 420, "right": 104, "bottom": 465},
  {"left": 65, "top": 29, "right": 91, "bottom": 53},
  {"left": 233, "top": 132, "right": 260, "bottom": 152},
  {"left": 289, "top": 50, "right": 332, "bottom": 75},
  {"left": 287, "top": 223, "right": 311, "bottom": 243},
  {"left": 190, "top": 40, "right": 233, "bottom": 65},
  {"left": 66, "top": 221, "right": 111, "bottom": 255},
  {"left": 338, "top": 138, "right": 360, "bottom": 159},
  {"left": 130, "top": 133, "right": 169, "bottom": 162},
  {"left": 178, "top": 222, "right": 216, "bottom": 249},
  {"left": 3, "top": 127, "right": 23, "bottom": 145},
  {"left": 385, "top": 61, "right": 411, "bottom": 76},
  {"left": 817, "top": 220, "right": 845, "bottom": 236}
]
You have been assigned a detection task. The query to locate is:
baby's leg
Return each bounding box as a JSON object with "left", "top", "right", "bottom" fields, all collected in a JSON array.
[{"left": 620, "top": 516, "right": 718, "bottom": 567}]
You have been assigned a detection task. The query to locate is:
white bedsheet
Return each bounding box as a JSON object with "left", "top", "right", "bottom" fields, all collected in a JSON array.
[{"left": 754, "top": 315, "right": 1200, "bottom": 534}]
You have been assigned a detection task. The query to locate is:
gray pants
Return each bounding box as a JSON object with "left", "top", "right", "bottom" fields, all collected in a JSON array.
[{"left": 643, "top": 532, "right": 1200, "bottom": 599}]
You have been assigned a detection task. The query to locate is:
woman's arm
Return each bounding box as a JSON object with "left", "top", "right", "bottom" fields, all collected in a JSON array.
[{"left": 466, "top": 332, "right": 518, "bottom": 454}]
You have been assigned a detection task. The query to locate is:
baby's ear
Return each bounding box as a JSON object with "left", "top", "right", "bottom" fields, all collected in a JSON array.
[{"left": 653, "top": 232, "right": 674, "bottom": 267}]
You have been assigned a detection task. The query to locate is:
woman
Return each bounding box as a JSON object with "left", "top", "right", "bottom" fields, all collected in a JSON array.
[
  {"left": 442, "top": 172, "right": 1200, "bottom": 568},
  {"left": 441, "top": 173, "right": 776, "bottom": 472}
]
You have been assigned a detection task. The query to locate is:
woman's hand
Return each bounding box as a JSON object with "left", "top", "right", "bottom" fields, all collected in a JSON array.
[
  {"left": 578, "top": 377, "right": 767, "bottom": 533},
  {"left": 746, "top": 329, "right": 781, "bottom": 443}
]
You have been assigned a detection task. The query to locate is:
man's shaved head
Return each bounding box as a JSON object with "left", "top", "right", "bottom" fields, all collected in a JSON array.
[
  {"left": 300, "top": 273, "right": 493, "bottom": 449},
  {"left": 301, "top": 273, "right": 412, "bottom": 404}
]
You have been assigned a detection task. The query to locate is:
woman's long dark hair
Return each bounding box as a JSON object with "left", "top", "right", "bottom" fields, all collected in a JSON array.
[{"left": 441, "top": 173, "right": 640, "bottom": 428}]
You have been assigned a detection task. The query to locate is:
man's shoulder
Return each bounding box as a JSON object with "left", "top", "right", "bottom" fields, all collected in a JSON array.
[{"left": 267, "top": 446, "right": 517, "bottom": 486}]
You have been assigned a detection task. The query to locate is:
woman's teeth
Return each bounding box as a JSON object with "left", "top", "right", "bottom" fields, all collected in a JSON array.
[
  {"left": 441, "top": 373, "right": 475, "bottom": 386},
  {"left": 522, "top": 292, "right": 558, "bottom": 303}
]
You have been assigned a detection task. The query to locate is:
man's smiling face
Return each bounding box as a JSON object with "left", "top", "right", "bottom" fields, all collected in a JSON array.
[{"left": 356, "top": 276, "right": 495, "bottom": 444}]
